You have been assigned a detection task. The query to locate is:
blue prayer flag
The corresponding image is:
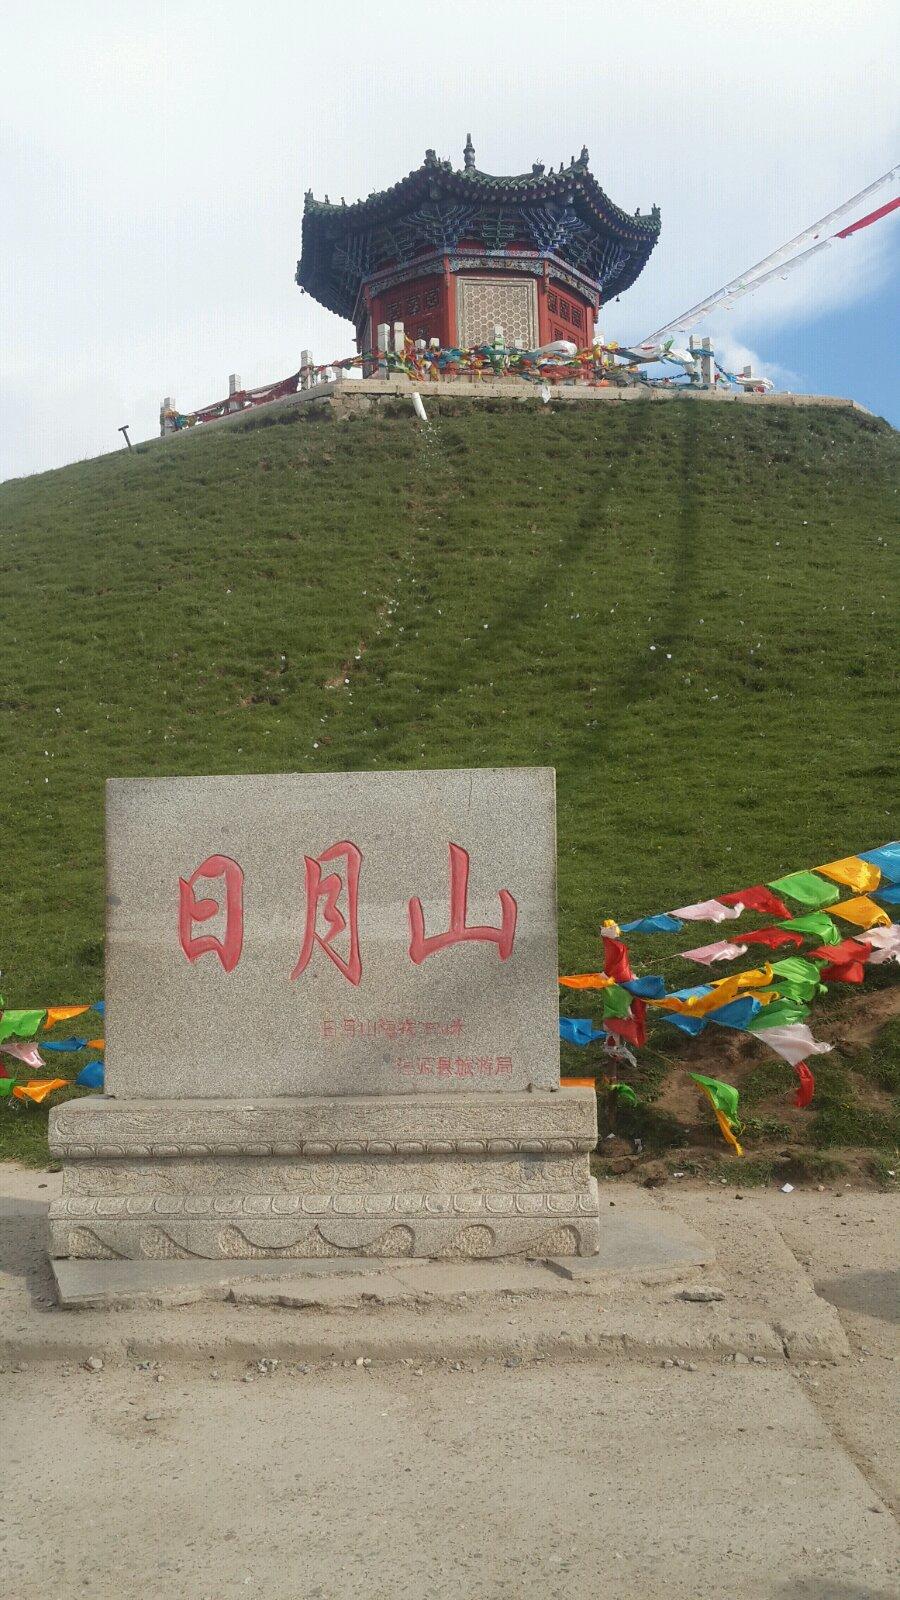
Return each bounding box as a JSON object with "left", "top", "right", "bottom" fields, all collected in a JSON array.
[
  {"left": 76, "top": 1060, "right": 104, "bottom": 1089},
  {"left": 559, "top": 1017, "right": 605, "bottom": 1047},
  {"left": 859, "top": 843, "right": 900, "bottom": 883},
  {"left": 622, "top": 975, "right": 667, "bottom": 999},
  {"left": 660, "top": 1013, "right": 707, "bottom": 1036},
  {"left": 705, "top": 996, "right": 762, "bottom": 1030},
  {"left": 620, "top": 915, "right": 683, "bottom": 935}
]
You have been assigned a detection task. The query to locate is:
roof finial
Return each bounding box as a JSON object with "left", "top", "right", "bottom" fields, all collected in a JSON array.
[
  {"left": 579, "top": 144, "right": 589, "bottom": 165},
  {"left": 463, "top": 132, "right": 475, "bottom": 171}
]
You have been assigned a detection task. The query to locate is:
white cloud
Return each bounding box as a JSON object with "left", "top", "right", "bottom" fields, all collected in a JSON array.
[
  {"left": 704, "top": 328, "right": 799, "bottom": 390},
  {"left": 1, "top": 0, "right": 897, "bottom": 477}
]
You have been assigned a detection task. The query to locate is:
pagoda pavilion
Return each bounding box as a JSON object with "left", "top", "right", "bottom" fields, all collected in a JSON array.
[{"left": 296, "top": 138, "right": 660, "bottom": 357}]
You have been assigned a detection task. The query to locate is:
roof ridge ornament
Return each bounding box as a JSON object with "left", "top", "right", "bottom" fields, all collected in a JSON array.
[{"left": 464, "top": 133, "right": 475, "bottom": 171}]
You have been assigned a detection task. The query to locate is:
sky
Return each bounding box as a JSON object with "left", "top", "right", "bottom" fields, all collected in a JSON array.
[{"left": 1, "top": 0, "right": 897, "bottom": 481}]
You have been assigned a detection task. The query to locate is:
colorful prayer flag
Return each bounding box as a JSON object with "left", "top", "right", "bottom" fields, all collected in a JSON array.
[
  {"left": 863, "top": 924, "right": 900, "bottom": 965},
  {"left": 602, "top": 938, "right": 633, "bottom": 983},
  {"left": 775, "top": 912, "right": 840, "bottom": 943},
  {"left": 739, "top": 927, "right": 804, "bottom": 950},
  {"left": 669, "top": 898, "right": 744, "bottom": 923},
  {"left": 754, "top": 1024, "right": 833, "bottom": 1065},
  {"left": 75, "top": 1061, "right": 104, "bottom": 1089},
  {"left": 828, "top": 895, "right": 890, "bottom": 930},
  {"left": 609, "top": 1082, "right": 639, "bottom": 1106},
  {"left": 816, "top": 856, "right": 881, "bottom": 893},
  {"left": 601, "top": 985, "right": 636, "bottom": 1020},
  {"left": 0, "top": 1010, "right": 47, "bottom": 1044},
  {"left": 794, "top": 1063, "right": 815, "bottom": 1108},
  {"left": 719, "top": 886, "right": 792, "bottom": 919},
  {"left": 12, "top": 1078, "right": 70, "bottom": 1105},
  {"left": 706, "top": 995, "right": 764, "bottom": 1029},
  {"left": 680, "top": 940, "right": 749, "bottom": 965},
  {"left": 621, "top": 975, "right": 667, "bottom": 999},
  {"left": 767, "top": 871, "right": 839, "bottom": 910},
  {"left": 661, "top": 1012, "right": 707, "bottom": 1036},
  {"left": 44, "top": 1005, "right": 91, "bottom": 1030},
  {"left": 769, "top": 956, "right": 829, "bottom": 1000},
  {"left": 690, "top": 1074, "right": 743, "bottom": 1155},
  {"left": 603, "top": 1000, "right": 648, "bottom": 1047},
  {"left": 620, "top": 914, "right": 683, "bottom": 934},
  {"left": 0, "top": 1042, "right": 45, "bottom": 1068},
  {"left": 748, "top": 998, "right": 811, "bottom": 1031},
  {"left": 559, "top": 1017, "right": 605, "bottom": 1046},
  {"left": 858, "top": 843, "right": 900, "bottom": 883}
]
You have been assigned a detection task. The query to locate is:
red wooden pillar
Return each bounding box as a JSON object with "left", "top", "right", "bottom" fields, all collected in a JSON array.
[
  {"left": 536, "top": 262, "right": 551, "bottom": 346},
  {"left": 441, "top": 255, "right": 456, "bottom": 346}
]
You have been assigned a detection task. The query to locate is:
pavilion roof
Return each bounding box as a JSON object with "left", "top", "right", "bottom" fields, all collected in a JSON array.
[{"left": 296, "top": 143, "right": 661, "bottom": 321}]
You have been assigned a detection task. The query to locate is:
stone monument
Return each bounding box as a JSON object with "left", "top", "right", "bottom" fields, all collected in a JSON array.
[{"left": 49, "top": 767, "right": 600, "bottom": 1260}]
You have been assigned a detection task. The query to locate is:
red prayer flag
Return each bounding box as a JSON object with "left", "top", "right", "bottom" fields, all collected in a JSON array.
[
  {"left": 604, "top": 999, "right": 647, "bottom": 1048},
  {"left": 811, "top": 936, "right": 873, "bottom": 984},
  {"left": 794, "top": 1062, "right": 815, "bottom": 1108},
  {"left": 720, "top": 886, "right": 792, "bottom": 919},
  {"left": 818, "top": 958, "right": 869, "bottom": 984},
  {"left": 739, "top": 927, "right": 805, "bottom": 950},
  {"left": 602, "top": 937, "right": 633, "bottom": 984},
  {"left": 807, "top": 937, "right": 873, "bottom": 965},
  {"left": 835, "top": 195, "right": 900, "bottom": 238}
]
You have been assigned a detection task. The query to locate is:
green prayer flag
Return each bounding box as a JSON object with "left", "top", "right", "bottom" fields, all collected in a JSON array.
[
  {"left": 0, "top": 1009, "right": 46, "bottom": 1044},
  {"left": 767, "top": 871, "right": 839, "bottom": 910},
  {"left": 771, "top": 956, "right": 826, "bottom": 984},
  {"left": 600, "top": 985, "right": 633, "bottom": 1020},
  {"left": 609, "top": 1082, "right": 639, "bottom": 1106},
  {"left": 748, "top": 998, "right": 811, "bottom": 1031},
  {"left": 0, "top": 1077, "right": 15, "bottom": 1098},
  {"left": 770, "top": 955, "right": 828, "bottom": 1001},
  {"left": 690, "top": 1073, "right": 740, "bottom": 1124},
  {"left": 770, "top": 977, "right": 826, "bottom": 1002},
  {"left": 776, "top": 912, "right": 840, "bottom": 943}
]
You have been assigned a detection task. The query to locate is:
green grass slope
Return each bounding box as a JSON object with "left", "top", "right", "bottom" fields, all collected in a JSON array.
[{"left": 0, "top": 397, "right": 897, "bottom": 1165}]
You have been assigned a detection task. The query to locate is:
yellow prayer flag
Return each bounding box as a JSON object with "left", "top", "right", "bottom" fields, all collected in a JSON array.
[
  {"left": 816, "top": 856, "right": 881, "bottom": 894},
  {"left": 711, "top": 964, "right": 774, "bottom": 993},
  {"left": 713, "top": 1107, "right": 744, "bottom": 1157},
  {"left": 559, "top": 974, "right": 614, "bottom": 990},
  {"left": 828, "top": 895, "right": 890, "bottom": 930},
  {"left": 87, "top": 1038, "right": 105, "bottom": 1050},
  {"left": 651, "top": 977, "right": 741, "bottom": 1017},
  {"left": 12, "top": 1078, "right": 69, "bottom": 1105},
  {"left": 44, "top": 1005, "right": 90, "bottom": 1030}
]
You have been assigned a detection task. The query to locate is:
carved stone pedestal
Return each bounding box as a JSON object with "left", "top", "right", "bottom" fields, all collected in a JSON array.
[{"left": 48, "top": 1090, "right": 600, "bottom": 1261}]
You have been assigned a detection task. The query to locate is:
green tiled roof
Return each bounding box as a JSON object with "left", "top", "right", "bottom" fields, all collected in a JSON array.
[{"left": 296, "top": 142, "right": 660, "bottom": 321}]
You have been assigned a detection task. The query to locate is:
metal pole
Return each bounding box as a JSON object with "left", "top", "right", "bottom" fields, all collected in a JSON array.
[{"left": 118, "top": 425, "right": 132, "bottom": 449}]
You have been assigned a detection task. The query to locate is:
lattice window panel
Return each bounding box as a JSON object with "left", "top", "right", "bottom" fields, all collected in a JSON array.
[{"left": 456, "top": 277, "right": 538, "bottom": 349}]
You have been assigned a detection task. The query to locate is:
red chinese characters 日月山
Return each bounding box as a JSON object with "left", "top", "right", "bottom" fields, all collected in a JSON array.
[
  {"left": 292, "top": 840, "right": 363, "bottom": 987},
  {"left": 408, "top": 843, "right": 517, "bottom": 964},
  {"left": 178, "top": 854, "right": 244, "bottom": 973}
]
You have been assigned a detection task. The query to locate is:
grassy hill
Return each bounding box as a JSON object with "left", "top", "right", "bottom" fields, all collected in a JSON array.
[{"left": 1, "top": 395, "right": 897, "bottom": 1169}]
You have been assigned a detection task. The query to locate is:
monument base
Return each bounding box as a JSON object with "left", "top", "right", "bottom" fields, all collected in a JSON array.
[{"left": 48, "top": 1090, "right": 601, "bottom": 1261}]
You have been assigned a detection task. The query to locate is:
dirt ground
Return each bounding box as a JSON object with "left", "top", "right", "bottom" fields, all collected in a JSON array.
[{"left": 1, "top": 1177, "right": 897, "bottom": 1600}]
